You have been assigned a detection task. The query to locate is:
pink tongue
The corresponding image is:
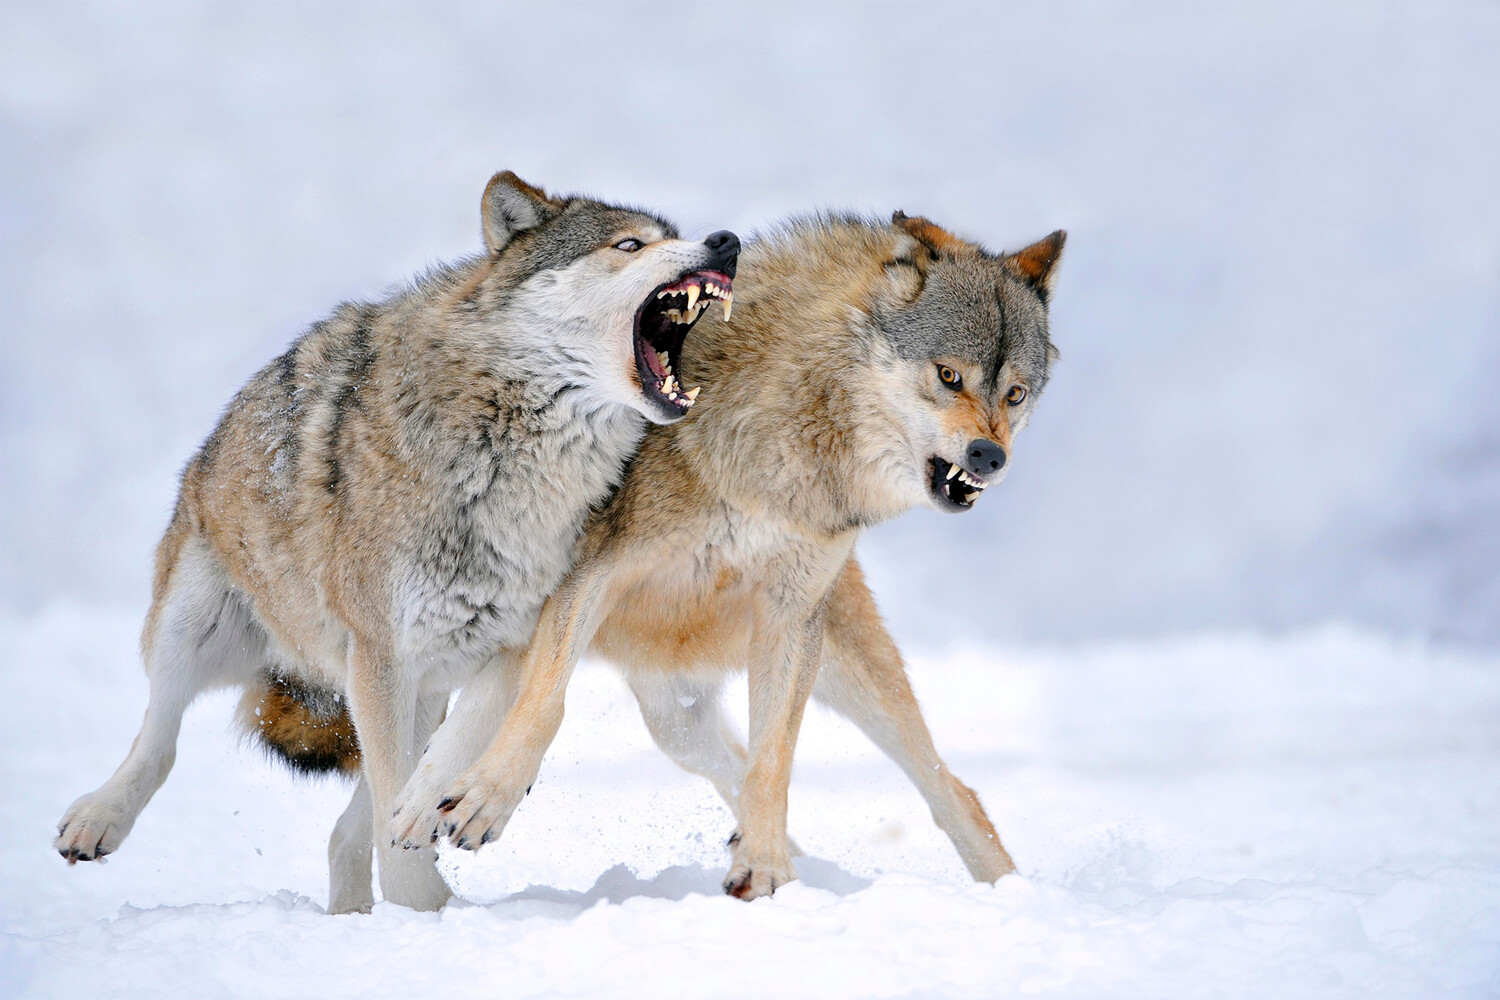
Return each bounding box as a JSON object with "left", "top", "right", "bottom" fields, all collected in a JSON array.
[{"left": 643, "top": 346, "right": 667, "bottom": 379}]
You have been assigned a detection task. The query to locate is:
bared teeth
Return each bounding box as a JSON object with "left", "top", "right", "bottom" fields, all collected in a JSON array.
[
  {"left": 661, "top": 374, "right": 677, "bottom": 395},
  {"left": 945, "top": 463, "right": 960, "bottom": 481},
  {"left": 657, "top": 350, "right": 670, "bottom": 372},
  {"left": 684, "top": 285, "right": 699, "bottom": 313},
  {"left": 722, "top": 290, "right": 732, "bottom": 321},
  {"left": 685, "top": 386, "right": 700, "bottom": 401}
]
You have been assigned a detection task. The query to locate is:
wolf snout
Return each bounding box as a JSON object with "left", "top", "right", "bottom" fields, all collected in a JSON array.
[
  {"left": 965, "top": 438, "right": 1007, "bottom": 477},
  {"left": 703, "top": 230, "right": 740, "bottom": 277}
]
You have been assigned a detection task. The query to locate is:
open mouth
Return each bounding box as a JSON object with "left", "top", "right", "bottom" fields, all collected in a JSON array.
[
  {"left": 633, "top": 270, "right": 733, "bottom": 419},
  {"left": 929, "top": 456, "right": 988, "bottom": 510}
]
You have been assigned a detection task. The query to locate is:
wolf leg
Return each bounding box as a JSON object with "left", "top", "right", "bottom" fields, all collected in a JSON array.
[
  {"left": 327, "top": 775, "right": 374, "bottom": 913},
  {"left": 55, "top": 539, "right": 259, "bottom": 863},
  {"left": 389, "top": 649, "right": 521, "bottom": 849},
  {"left": 723, "top": 607, "right": 824, "bottom": 900},
  {"left": 345, "top": 649, "right": 451, "bottom": 910},
  {"left": 815, "top": 557, "right": 1014, "bottom": 882},
  {"left": 627, "top": 674, "right": 747, "bottom": 819},
  {"left": 430, "top": 565, "right": 611, "bottom": 850}
]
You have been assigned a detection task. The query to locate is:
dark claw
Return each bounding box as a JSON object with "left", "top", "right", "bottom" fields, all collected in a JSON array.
[
  {"left": 437, "top": 797, "right": 458, "bottom": 812},
  {"left": 727, "top": 830, "right": 741, "bottom": 847},
  {"left": 455, "top": 836, "right": 470, "bottom": 850},
  {"left": 480, "top": 831, "right": 493, "bottom": 845},
  {"left": 525, "top": 784, "right": 532, "bottom": 796}
]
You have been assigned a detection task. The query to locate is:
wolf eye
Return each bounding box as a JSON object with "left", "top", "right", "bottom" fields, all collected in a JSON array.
[
  {"left": 1006, "top": 385, "right": 1028, "bottom": 405},
  {"left": 614, "top": 238, "right": 644, "bottom": 252},
  {"left": 937, "top": 365, "right": 963, "bottom": 390}
]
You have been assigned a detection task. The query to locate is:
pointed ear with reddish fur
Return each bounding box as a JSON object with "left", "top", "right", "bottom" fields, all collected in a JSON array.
[
  {"left": 1006, "top": 230, "right": 1066, "bottom": 303},
  {"left": 481, "top": 171, "right": 560, "bottom": 255},
  {"left": 892, "top": 210, "right": 967, "bottom": 259}
]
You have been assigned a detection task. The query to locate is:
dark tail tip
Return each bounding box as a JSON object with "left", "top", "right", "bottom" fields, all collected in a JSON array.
[{"left": 237, "top": 672, "right": 361, "bottom": 778}]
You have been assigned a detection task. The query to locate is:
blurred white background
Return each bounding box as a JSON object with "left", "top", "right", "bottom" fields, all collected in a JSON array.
[{"left": 3, "top": 2, "right": 1497, "bottom": 646}]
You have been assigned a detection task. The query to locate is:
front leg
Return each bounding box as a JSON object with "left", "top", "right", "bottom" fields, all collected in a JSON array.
[
  {"left": 430, "top": 565, "right": 609, "bottom": 850},
  {"left": 724, "top": 605, "right": 826, "bottom": 900},
  {"left": 344, "top": 641, "right": 451, "bottom": 910},
  {"left": 389, "top": 648, "right": 521, "bottom": 850}
]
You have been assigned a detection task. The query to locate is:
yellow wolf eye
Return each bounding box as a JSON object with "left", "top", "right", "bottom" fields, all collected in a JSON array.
[
  {"left": 1006, "top": 385, "right": 1028, "bottom": 405},
  {"left": 614, "top": 238, "right": 644, "bottom": 252},
  {"left": 937, "top": 365, "right": 962, "bottom": 390}
]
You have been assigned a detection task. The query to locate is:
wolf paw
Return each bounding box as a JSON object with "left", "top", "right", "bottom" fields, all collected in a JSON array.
[
  {"left": 428, "top": 769, "right": 528, "bottom": 851},
  {"left": 54, "top": 792, "right": 133, "bottom": 864},
  {"left": 722, "top": 850, "right": 796, "bottom": 900},
  {"left": 388, "top": 774, "right": 452, "bottom": 850}
]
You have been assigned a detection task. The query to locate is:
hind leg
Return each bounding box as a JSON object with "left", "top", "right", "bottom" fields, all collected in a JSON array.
[
  {"left": 628, "top": 674, "right": 747, "bottom": 816},
  {"left": 55, "top": 539, "right": 259, "bottom": 863},
  {"left": 54, "top": 668, "right": 196, "bottom": 863},
  {"left": 626, "top": 673, "right": 805, "bottom": 856},
  {"left": 816, "top": 559, "right": 1013, "bottom": 882},
  {"left": 327, "top": 775, "right": 374, "bottom": 914}
]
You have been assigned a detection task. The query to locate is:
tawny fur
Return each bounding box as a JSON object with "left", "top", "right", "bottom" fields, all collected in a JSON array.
[{"left": 385, "top": 213, "right": 1065, "bottom": 899}]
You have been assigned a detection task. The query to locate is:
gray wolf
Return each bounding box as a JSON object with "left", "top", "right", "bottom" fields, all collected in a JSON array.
[
  {"left": 53, "top": 172, "right": 739, "bottom": 913},
  {"left": 387, "top": 211, "right": 1064, "bottom": 898}
]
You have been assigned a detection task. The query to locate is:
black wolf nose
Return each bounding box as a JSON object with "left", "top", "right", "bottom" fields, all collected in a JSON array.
[
  {"left": 703, "top": 230, "right": 740, "bottom": 277},
  {"left": 965, "top": 439, "right": 1006, "bottom": 475}
]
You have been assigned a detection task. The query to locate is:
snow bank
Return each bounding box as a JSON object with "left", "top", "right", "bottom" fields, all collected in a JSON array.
[{"left": 4, "top": 607, "right": 1496, "bottom": 998}]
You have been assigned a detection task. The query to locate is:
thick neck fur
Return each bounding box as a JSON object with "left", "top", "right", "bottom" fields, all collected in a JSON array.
[
  {"left": 282, "top": 255, "right": 648, "bottom": 656},
  {"left": 378, "top": 257, "right": 646, "bottom": 483},
  {"left": 670, "top": 219, "right": 923, "bottom": 536}
]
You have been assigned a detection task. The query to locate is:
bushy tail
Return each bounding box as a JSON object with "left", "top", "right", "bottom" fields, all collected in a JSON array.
[{"left": 237, "top": 672, "right": 361, "bottom": 777}]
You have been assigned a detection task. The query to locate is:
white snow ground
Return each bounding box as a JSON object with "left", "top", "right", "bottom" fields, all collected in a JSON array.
[{"left": 3, "top": 606, "right": 1496, "bottom": 999}]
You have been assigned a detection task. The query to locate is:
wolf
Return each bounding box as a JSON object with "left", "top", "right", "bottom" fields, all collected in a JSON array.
[
  {"left": 53, "top": 171, "right": 740, "bottom": 913},
  {"left": 384, "top": 211, "right": 1065, "bottom": 899}
]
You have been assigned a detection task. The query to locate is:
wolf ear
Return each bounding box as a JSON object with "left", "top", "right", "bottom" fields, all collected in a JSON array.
[
  {"left": 1006, "top": 230, "right": 1067, "bottom": 303},
  {"left": 892, "top": 210, "right": 965, "bottom": 259},
  {"left": 481, "top": 171, "right": 558, "bottom": 255}
]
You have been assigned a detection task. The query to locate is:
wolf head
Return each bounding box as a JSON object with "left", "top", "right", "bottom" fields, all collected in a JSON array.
[
  {"left": 476, "top": 172, "right": 739, "bottom": 424},
  {"left": 866, "top": 212, "right": 1064, "bottom": 513},
  {"left": 697, "top": 212, "right": 1064, "bottom": 526}
]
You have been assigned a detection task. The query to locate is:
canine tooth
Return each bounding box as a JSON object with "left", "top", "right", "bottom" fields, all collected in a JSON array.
[
  {"left": 945, "top": 464, "right": 959, "bottom": 481},
  {"left": 658, "top": 290, "right": 669, "bottom": 299},
  {"left": 662, "top": 374, "right": 677, "bottom": 394},
  {"left": 685, "top": 386, "right": 700, "bottom": 401},
  {"left": 685, "top": 285, "right": 699, "bottom": 312},
  {"left": 722, "top": 291, "right": 732, "bottom": 321}
]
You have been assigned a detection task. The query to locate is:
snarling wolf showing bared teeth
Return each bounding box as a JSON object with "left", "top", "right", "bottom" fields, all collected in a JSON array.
[
  {"left": 634, "top": 270, "right": 734, "bottom": 414},
  {"left": 51, "top": 169, "right": 742, "bottom": 915},
  {"left": 388, "top": 211, "right": 1065, "bottom": 904}
]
